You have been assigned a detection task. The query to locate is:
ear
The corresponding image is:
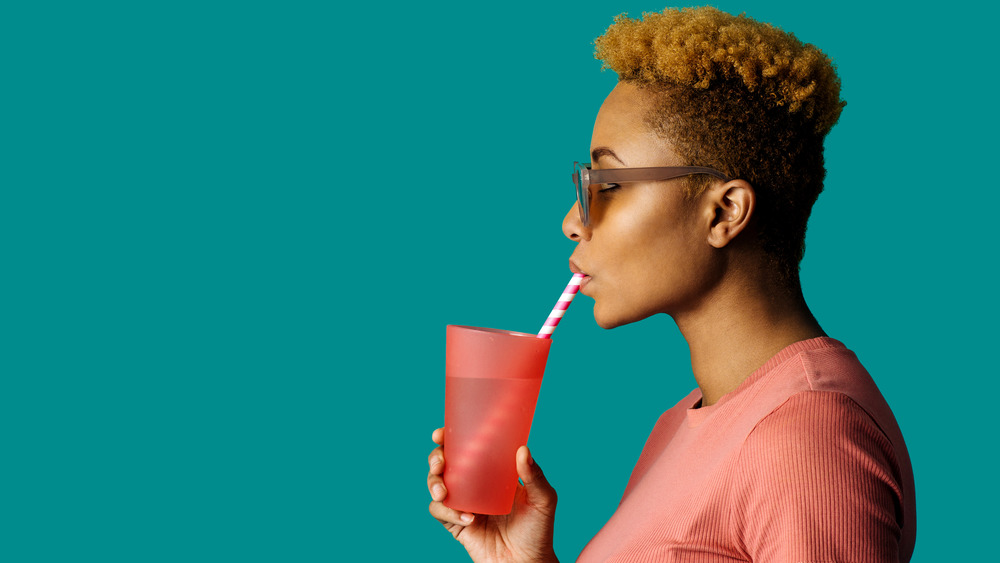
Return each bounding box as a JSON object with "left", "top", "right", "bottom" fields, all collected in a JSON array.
[{"left": 705, "top": 179, "right": 755, "bottom": 249}]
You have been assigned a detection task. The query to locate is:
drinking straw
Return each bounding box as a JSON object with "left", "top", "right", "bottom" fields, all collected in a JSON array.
[{"left": 537, "top": 273, "right": 585, "bottom": 339}]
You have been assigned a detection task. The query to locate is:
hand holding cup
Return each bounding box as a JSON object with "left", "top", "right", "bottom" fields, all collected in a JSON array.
[{"left": 427, "top": 428, "right": 559, "bottom": 563}]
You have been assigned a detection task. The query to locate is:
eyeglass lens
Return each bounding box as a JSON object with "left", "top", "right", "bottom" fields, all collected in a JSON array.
[{"left": 574, "top": 163, "right": 590, "bottom": 226}]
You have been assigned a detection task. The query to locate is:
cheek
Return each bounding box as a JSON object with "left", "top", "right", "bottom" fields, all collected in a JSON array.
[
  {"left": 613, "top": 196, "right": 689, "bottom": 271},
  {"left": 601, "top": 196, "right": 692, "bottom": 298},
  {"left": 621, "top": 197, "right": 718, "bottom": 310}
]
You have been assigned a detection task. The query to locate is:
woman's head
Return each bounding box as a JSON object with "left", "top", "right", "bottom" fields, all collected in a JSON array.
[
  {"left": 564, "top": 82, "right": 756, "bottom": 328},
  {"left": 592, "top": 7, "right": 845, "bottom": 286}
]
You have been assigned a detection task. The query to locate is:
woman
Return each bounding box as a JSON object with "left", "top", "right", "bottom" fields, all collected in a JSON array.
[{"left": 426, "top": 7, "right": 915, "bottom": 562}]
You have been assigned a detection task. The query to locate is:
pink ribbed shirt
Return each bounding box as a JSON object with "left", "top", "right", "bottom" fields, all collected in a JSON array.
[{"left": 577, "top": 337, "right": 916, "bottom": 562}]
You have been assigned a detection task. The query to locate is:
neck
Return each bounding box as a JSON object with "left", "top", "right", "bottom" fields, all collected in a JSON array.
[{"left": 674, "top": 270, "right": 825, "bottom": 407}]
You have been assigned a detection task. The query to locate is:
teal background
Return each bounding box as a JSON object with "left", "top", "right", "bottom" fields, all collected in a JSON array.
[{"left": 3, "top": 1, "right": 996, "bottom": 560}]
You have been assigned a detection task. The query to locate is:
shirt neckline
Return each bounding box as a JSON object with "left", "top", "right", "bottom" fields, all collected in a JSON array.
[{"left": 685, "top": 336, "right": 846, "bottom": 427}]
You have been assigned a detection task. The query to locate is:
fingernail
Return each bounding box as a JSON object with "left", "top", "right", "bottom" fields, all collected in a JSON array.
[
  {"left": 461, "top": 513, "right": 474, "bottom": 524},
  {"left": 433, "top": 484, "right": 445, "bottom": 499}
]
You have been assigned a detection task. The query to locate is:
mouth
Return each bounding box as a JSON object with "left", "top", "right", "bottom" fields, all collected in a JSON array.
[{"left": 569, "top": 259, "right": 592, "bottom": 293}]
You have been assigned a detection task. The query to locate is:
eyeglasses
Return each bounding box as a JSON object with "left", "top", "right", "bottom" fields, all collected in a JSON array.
[{"left": 572, "top": 161, "right": 732, "bottom": 227}]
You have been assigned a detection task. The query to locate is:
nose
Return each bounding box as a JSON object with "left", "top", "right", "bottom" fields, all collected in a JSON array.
[{"left": 562, "top": 202, "right": 591, "bottom": 242}]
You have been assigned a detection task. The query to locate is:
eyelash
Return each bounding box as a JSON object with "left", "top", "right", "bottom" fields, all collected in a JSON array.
[{"left": 599, "top": 183, "right": 621, "bottom": 193}]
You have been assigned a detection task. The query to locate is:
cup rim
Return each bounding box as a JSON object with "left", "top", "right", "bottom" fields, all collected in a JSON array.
[{"left": 447, "top": 325, "right": 539, "bottom": 339}]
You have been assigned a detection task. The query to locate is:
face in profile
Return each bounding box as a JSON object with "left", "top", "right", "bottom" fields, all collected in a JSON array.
[{"left": 563, "top": 82, "right": 725, "bottom": 329}]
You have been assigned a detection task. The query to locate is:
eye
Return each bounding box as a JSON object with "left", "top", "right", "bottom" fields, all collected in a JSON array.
[{"left": 598, "top": 183, "right": 621, "bottom": 193}]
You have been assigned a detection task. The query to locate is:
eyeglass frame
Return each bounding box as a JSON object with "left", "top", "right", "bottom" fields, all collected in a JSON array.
[{"left": 571, "top": 161, "right": 732, "bottom": 227}]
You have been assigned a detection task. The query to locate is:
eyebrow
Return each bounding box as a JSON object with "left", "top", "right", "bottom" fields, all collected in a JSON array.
[{"left": 591, "top": 147, "right": 626, "bottom": 166}]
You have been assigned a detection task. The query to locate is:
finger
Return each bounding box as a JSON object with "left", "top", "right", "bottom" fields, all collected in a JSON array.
[
  {"left": 427, "top": 472, "right": 447, "bottom": 501},
  {"left": 427, "top": 447, "right": 445, "bottom": 475},
  {"left": 431, "top": 427, "right": 444, "bottom": 445},
  {"left": 516, "top": 445, "right": 557, "bottom": 511},
  {"left": 429, "top": 500, "right": 475, "bottom": 527}
]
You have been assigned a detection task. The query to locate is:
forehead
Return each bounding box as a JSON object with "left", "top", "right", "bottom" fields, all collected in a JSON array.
[{"left": 591, "top": 82, "right": 677, "bottom": 166}]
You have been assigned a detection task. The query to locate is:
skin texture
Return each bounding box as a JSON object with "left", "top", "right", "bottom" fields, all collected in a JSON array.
[{"left": 428, "top": 81, "right": 827, "bottom": 561}]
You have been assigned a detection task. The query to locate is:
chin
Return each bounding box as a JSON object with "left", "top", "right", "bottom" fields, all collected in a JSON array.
[
  {"left": 593, "top": 303, "right": 650, "bottom": 330},
  {"left": 594, "top": 315, "right": 623, "bottom": 329}
]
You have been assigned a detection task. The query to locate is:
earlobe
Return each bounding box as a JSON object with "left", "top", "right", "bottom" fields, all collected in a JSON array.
[{"left": 707, "top": 180, "right": 755, "bottom": 249}]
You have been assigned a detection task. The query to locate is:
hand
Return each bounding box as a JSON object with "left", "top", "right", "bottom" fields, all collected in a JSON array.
[{"left": 427, "top": 428, "right": 559, "bottom": 563}]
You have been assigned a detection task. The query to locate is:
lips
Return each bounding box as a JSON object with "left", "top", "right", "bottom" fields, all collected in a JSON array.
[{"left": 569, "top": 259, "right": 592, "bottom": 293}]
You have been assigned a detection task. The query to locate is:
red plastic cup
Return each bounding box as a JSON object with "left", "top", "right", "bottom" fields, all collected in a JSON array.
[{"left": 443, "top": 325, "right": 551, "bottom": 515}]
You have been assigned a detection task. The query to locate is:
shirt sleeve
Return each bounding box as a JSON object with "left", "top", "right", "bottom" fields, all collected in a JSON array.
[{"left": 732, "top": 391, "right": 905, "bottom": 563}]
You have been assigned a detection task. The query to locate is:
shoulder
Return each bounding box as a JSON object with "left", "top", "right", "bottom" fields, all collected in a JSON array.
[
  {"left": 731, "top": 391, "right": 906, "bottom": 562},
  {"left": 739, "top": 391, "right": 901, "bottom": 487},
  {"left": 747, "top": 390, "right": 890, "bottom": 446},
  {"left": 731, "top": 339, "right": 885, "bottom": 429}
]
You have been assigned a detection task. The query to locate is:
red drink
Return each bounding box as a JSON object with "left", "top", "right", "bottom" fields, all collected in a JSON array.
[{"left": 443, "top": 326, "right": 551, "bottom": 515}]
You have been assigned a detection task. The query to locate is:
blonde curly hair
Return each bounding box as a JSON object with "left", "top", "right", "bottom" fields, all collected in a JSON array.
[{"left": 595, "top": 7, "right": 846, "bottom": 285}]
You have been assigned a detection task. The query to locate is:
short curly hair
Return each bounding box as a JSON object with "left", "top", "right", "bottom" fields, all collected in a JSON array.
[{"left": 594, "top": 6, "right": 845, "bottom": 286}]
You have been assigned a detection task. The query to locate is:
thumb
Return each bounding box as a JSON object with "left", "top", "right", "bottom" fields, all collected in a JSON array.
[{"left": 516, "top": 445, "right": 557, "bottom": 510}]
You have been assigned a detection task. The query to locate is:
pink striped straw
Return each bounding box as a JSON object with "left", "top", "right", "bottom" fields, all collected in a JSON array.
[{"left": 537, "top": 273, "right": 585, "bottom": 339}]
